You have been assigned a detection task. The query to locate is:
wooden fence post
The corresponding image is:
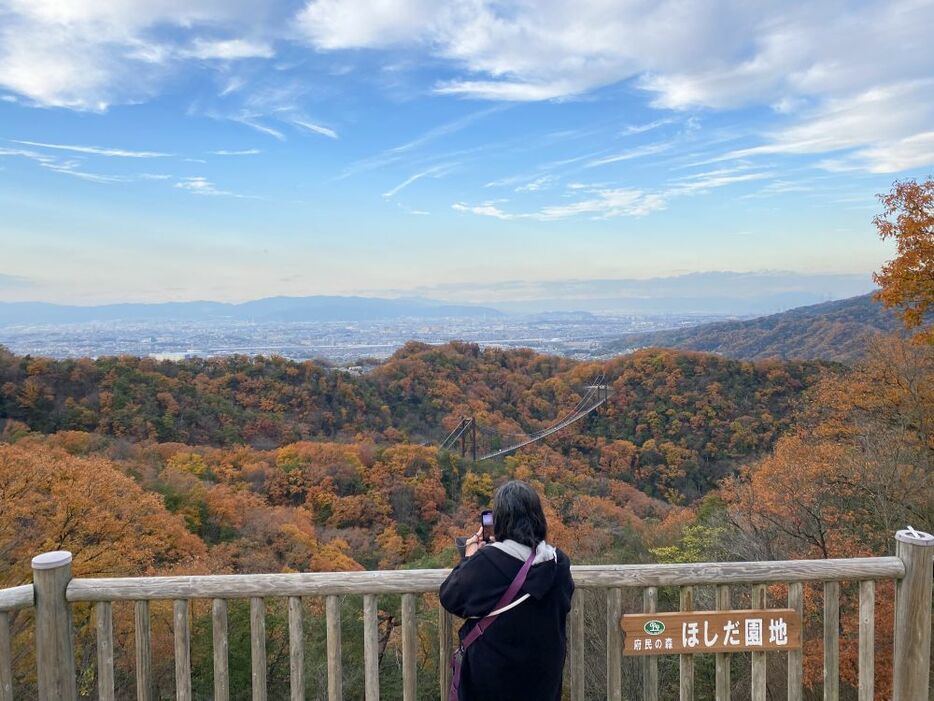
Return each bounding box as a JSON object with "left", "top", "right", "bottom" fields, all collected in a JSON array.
[
  {"left": 892, "top": 527, "right": 933, "bottom": 701},
  {"left": 32, "top": 551, "right": 77, "bottom": 701}
]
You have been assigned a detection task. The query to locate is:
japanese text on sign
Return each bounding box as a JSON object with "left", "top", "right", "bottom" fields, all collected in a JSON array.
[{"left": 621, "top": 609, "right": 801, "bottom": 656}]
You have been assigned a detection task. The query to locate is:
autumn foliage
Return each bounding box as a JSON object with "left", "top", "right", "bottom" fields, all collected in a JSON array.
[{"left": 874, "top": 177, "right": 934, "bottom": 344}]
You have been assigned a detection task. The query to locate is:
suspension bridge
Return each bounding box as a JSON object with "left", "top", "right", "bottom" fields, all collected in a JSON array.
[{"left": 436, "top": 375, "right": 610, "bottom": 461}]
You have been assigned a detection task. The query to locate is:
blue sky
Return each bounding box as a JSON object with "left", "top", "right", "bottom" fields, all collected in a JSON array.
[{"left": 1, "top": 0, "right": 932, "bottom": 304}]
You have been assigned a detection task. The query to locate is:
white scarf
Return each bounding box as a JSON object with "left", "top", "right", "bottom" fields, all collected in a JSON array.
[{"left": 488, "top": 539, "right": 557, "bottom": 565}]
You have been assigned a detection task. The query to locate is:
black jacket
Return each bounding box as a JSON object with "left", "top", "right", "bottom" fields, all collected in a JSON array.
[{"left": 439, "top": 545, "right": 574, "bottom": 701}]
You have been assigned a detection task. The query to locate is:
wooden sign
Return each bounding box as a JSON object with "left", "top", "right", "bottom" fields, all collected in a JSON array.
[{"left": 621, "top": 609, "right": 801, "bottom": 655}]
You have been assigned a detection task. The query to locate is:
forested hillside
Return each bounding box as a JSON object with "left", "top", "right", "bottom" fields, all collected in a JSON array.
[
  {"left": 603, "top": 293, "right": 903, "bottom": 362},
  {"left": 0, "top": 340, "right": 826, "bottom": 697},
  {"left": 0, "top": 336, "right": 929, "bottom": 698},
  {"left": 0, "top": 342, "right": 826, "bottom": 500}
]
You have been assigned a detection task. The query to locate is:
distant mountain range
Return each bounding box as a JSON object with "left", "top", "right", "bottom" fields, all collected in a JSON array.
[
  {"left": 1, "top": 271, "right": 876, "bottom": 324},
  {"left": 404, "top": 271, "right": 876, "bottom": 315},
  {"left": 0, "top": 296, "right": 503, "bottom": 327},
  {"left": 602, "top": 293, "right": 905, "bottom": 362}
]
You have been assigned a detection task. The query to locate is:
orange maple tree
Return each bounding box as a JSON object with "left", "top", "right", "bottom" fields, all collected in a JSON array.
[{"left": 874, "top": 177, "right": 934, "bottom": 344}]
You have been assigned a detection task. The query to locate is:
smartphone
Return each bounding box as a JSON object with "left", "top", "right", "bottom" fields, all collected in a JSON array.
[{"left": 481, "top": 510, "right": 494, "bottom": 543}]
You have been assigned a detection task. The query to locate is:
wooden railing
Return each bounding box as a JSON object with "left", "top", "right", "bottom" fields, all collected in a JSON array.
[{"left": 1, "top": 528, "right": 931, "bottom": 700}]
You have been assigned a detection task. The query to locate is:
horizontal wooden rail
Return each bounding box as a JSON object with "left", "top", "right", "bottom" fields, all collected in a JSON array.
[
  {"left": 0, "top": 585, "right": 33, "bottom": 611},
  {"left": 64, "top": 556, "right": 905, "bottom": 601},
  {"left": 2, "top": 532, "right": 929, "bottom": 701},
  {"left": 68, "top": 570, "right": 450, "bottom": 600},
  {"left": 569, "top": 557, "right": 904, "bottom": 587}
]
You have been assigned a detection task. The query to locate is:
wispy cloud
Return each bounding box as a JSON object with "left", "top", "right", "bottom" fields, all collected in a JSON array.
[
  {"left": 175, "top": 176, "right": 253, "bottom": 198},
  {"left": 40, "top": 160, "right": 133, "bottom": 183},
  {"left": 12, "top": 140, "right": 171, "bottom": 158},
  {"left": 181, "top": 39, "right": 274, "bottom": 61},
  {"left": 299, "top": 2, "right": 934, "bottom": 173},
  {"left": 233, "top": 117, "right": 285, "bottom": 141},
  {"left": 454, "top": 187, "right": 665, "bottom": 221},
  {"left": 515, "top": 175, "right": 557, "bottom": 192},
  {"left": 434, "top": 79, "right": 580, "bottom": 102},
  {"left": 458, "top": 159, "right": 772, "bottom": 222},
  {"left": 0, "top": 146, "right": 53, "bottom": 163},
  {"left": 395, "top": 202, "right": 430, "bottom": 216},
  {"left": 382, "top": 164, "right": 453, "bottom": 199},
  {"left": 701, "top": 81, "right": 934, "bottom": 173},
  {"left": 585, "top": 142, "right": 672, "bottom": 168},
  {"left": 219, "top": 76, "right": 246, "bottom": 97},
  {"left": 2, "top": 145, "right": 144, "bottom": 183},
  {"left": 289, "top": 118, "right": 339, "bottom": 139},
  {"left": 211, "top": 149, "right": 262, "bottom": 156},
  {"left": 668, "top": 168, "right": 773, "bottom": 195},
  {"left": 621, "top": 119, "right": 675, "bottom": 136},
  {"left": 342, "top": 107, "right": 503, "bottom": 179},
  {"left": 820, "top": 130, "right": 934, "bottom": 174}
]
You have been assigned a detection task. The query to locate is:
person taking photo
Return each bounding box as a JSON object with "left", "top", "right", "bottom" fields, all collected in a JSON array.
[{"left": 440, "top": 480, "right": 574, "bottom": 701}]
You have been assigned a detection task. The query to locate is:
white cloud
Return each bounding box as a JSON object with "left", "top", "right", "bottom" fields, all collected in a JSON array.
[
  {"left": 211, "top": 148, "right": 261, "bottom": 156},
  {"left": 457, "top": 159, "right": 773, "bottom": 222},
  {"left": 0, "top": 0, "right": 275, "bottom": 109},
  {"left": 297, "top": 0, "right": 934, "bottom": 172},
  {"left": 175, "top": 176, "right": 248, "bottom": 197},
  {"left": 234, "top": 117, "right": 286, "bottom": 141},
  {"left": 182, "top": 38, "right": 274, "bottom": 61},
  {"left": 289, "top": 118, "right": 339, "bottom": 139},
  {"left": 1, "top": 145, "right": 121, "bottom": 182},
  {"left": 382, "top": 163, "right": 452, "bottom": 198},
  {"left": 668, "top": 169, "right": 773, "bottom": 195},
  {"left": 341, "top": 107, "right": 501, "bottom": 178},
  {"left": 621, "top": 119, "right": 675, "bottom": 136},
  {"left": 820, "top": 132, "right": 934, "bottom": 174},
  {"left": 453, "top": 187, "right": 666, "bottom": 221},
  {"left": 435, "top": 80, "right": 582, "bottom": 102},
  {"left": 706, "top": 80, "right": 934, "bottom": 173},
  {"left": 3, "top": 0, "right": 933, "bottom": 173},
  {"left": 396, "top": 202, "right": 430, "bottom": 216},
  {"left": 452, "top": 201, "right": 515, "bottom": 220},
  {"left": 515, "top": 175, "right": 556, "bottom": 192},
  {"left": 40, "top": 160, "right": 133, "bottom": 183},
  {"left": 0, "top": 146, "right": 55, "bottom": 164},
  {"left": 1, "top": 145, "right": 181, "bottom": 183},
  {"left": 296, "top": 0, "right": 440, "bottom": 49},
  {"left": 586, "top": 143, "right": 672, "bottom": 168},
  {"left": 540, "top": 189, "right": 667, "bottom": 219},
  {"left": 219, "top": 76, "right": 246, "bottom": 97},
  {"left": 12, "top": 140, "right": 171, "bottom": 158}
]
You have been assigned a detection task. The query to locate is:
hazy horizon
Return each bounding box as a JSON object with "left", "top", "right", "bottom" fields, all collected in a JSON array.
[{"left": 0, "top": 270, "right": 875, "bottom": 309}]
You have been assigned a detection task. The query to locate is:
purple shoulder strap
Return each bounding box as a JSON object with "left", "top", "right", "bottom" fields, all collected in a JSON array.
[{"left": 448, "top": 546, "right": 537, "bottom": 701}]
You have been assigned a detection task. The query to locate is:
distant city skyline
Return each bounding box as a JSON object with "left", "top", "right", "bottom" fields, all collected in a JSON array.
[{"left": 1, "top": 1, "right": 931, "bottom": 304}]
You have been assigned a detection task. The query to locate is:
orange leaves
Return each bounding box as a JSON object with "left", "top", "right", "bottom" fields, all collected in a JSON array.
[
  {"left": 873, "top": 178, "right": 934, "bottom": 343},
  {"left": 599, "top": 439, "right": 637, "bottom": 478},
  {"left": 715, "top": 334, "right": 932, "bottom": 697},
  {"left": 0, "top": 442, "right": 205, "bottom": 585},
  {"left": 721, "top": 437, "right": 859, "bottom": 559}
]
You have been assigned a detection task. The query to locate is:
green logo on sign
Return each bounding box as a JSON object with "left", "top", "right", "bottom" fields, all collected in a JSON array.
[{"left": 643, "top": 620, "right": 665, "bottom": 635}]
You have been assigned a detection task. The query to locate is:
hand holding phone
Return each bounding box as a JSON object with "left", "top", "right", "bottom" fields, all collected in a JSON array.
[{"left": 481, "top": 510, "right": 494, "bottom": 543}]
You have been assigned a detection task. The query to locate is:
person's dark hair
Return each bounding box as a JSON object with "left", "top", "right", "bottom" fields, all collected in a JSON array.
[{"left": 493, "top": 480, "right": 547, "bottom": 548}]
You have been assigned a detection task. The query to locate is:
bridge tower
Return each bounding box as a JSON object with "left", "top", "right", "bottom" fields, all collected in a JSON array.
[
  {"left": 587, "top": 381, "right": 611, "bottom": 412},
  {"left": 459, "top": 417, "right": 477, "bottom": 462}
]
